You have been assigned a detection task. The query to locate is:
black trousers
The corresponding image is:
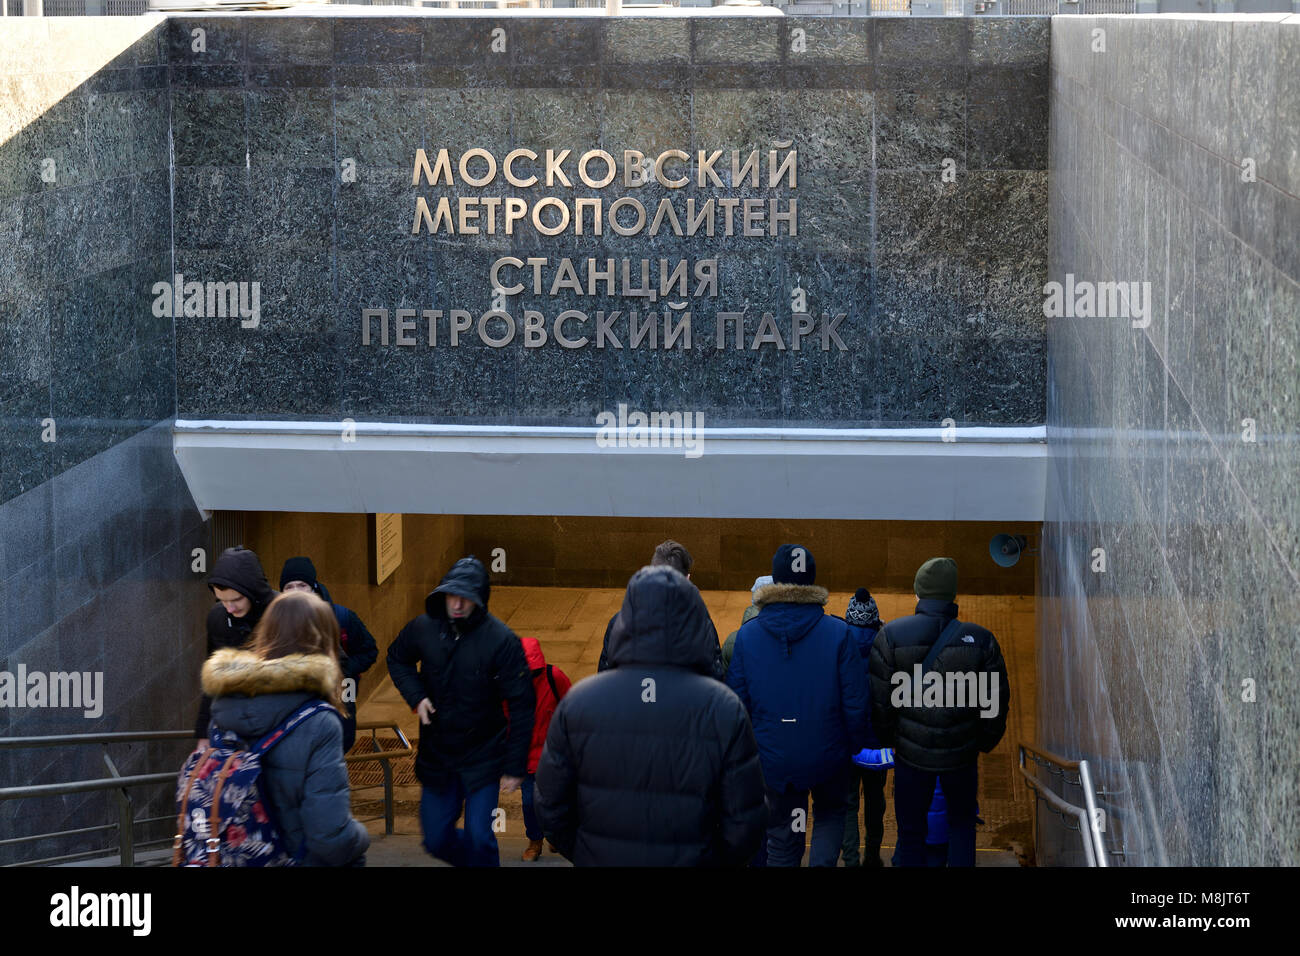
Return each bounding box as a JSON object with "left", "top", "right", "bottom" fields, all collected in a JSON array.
[{"left": 841, "top": 764, "right": 888, "bottom": 866}]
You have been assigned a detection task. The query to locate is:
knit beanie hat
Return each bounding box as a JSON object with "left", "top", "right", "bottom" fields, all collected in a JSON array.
[
  {"left": 751, "top": 575, "right": 773, "bottom": 601},
  {"left": 280, "top": 556, "right": 319, "bottom": 591},
  {"left": 846, "top": 587, "right": 882, "bottom": 628},
  {"left": 772, "top": 544, "right": 816, "bottom": 586},
  {"left": 914, "top": 557, "right": 958, "bottom": 603}
]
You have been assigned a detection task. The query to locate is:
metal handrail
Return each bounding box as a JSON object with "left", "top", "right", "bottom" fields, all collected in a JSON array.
[
  {"left": 1020, "top": 740, "right": 1080, "bottom": 771},
  {"left": 1018, "top": 742, "right": 1108, "bottom": 867},
  {"left": 0, "top": 720, "right": 415, "bottom": 866},
  {"left": 346, "top": 722, "right": 416, "bottom": 835},
  {"left": 0, "top": 730, "right": 195, "bottom": 750}
]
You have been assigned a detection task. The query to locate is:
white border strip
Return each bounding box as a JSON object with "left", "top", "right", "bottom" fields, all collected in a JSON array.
[{"left": 172, "top": 420, "right": 1047, "bottom": 520}]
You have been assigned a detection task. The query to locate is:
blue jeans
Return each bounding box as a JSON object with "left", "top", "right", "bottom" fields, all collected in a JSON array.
[
  {"left": 520, "top": 773, "right": 542, "bottom": 841},
  {"left": 765, "top": 767, "right": 850, "bottom": 867},
  {"left": 893, "top": 760, "right": 979, "bottom": 867},
  {"left": 419, "top": 779, "right": 500, "bottom": 867}
]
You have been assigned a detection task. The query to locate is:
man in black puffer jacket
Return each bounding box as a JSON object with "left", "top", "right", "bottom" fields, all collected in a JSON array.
[
  {"left": 194, "top": 547, "right": 278, "bottom": 738},
  {"left": 387, "top": 556, "right": 534, "bottom": 867},
  {"left": 535, "top": 565, "right": 767, "bottom": 866},
  {"left": 868, "top": 558, "right": 1009, "bottom": 867}
]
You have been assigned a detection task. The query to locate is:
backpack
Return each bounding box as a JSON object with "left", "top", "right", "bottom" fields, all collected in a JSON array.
[
  {"left": 172, "top": 700, "right": 337, "bottom": 867},
  {"left": 545, "top": 664, "right": 565, "bottom": 701},
  {"left": 531, "top": 663, "right": 566, "bottom": 702}
]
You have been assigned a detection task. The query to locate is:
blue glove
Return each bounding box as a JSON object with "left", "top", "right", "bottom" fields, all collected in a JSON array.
[{"left": 852, "top": 747, "right": 895, "bottom": 769}]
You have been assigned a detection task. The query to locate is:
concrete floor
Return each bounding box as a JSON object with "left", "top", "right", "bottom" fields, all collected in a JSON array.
[{"left": 354, "top": 586, "right": 1036, "bottom": 866}]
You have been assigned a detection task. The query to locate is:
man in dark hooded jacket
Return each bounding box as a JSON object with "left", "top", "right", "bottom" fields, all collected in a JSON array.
[
  {"left": 194, "top": 546, "right": 277, "bottom": 738},
  {"left": 868, "top": 557, "right": 1009, "bottom": 868},
  {"left": 726, "top": 544, "right": 871, "bottom": 867},
  {"left": 596, "top": 539, "right": 725, "bottom": 681},
  {"left": 386, "top": 556, "right": 534, "bottom": 867},
  {"left": 280, "top": 556, "right": 379, "bottom": 752},
  {"left": 535, "top": 564, "right": 766, "bottom": 866}
]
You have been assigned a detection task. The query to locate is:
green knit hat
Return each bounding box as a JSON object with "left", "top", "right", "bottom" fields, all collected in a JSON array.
[{"left": 914, "top": 557, "right": 958, "bottom": 603}]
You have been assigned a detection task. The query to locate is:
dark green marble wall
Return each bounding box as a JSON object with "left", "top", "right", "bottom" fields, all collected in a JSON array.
[
  {"left": 1041, "top": 14, "right": 1300, "bottom": 866},
  {"left": 165, "top": 14, "right": 1049, "bottom": 429},
  {"left": 0, "top": 15, "right": 173, "bottom": 504},
  {"left": 0, "top": 17, "right": 206, "bottom": 866}
]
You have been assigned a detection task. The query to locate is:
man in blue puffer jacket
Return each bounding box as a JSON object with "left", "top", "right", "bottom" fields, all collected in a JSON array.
[{"left": 726, "top": 544, "right": 871, "bottom": 867}]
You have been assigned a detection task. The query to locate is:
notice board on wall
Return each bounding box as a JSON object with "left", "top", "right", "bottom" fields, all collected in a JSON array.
[{"left": 371, "top": 513, "right": 403, "bottom": 585}]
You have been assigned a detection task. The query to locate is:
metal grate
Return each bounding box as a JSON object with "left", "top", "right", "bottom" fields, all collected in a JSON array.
[
  {"left": 209, "top": 512, "right": 246, "bottom": 565},
  {"left": 1001, "top": 0, "right": 1059, "bottom": 13},
  {"left": 1079, "top": 0, "right": 1136, "bottom": 11},
  {"left": 15, "top": 0, "right": 150, "bottom": 11},
  {"left": 347, "top": 736, "right": 418, "bottom": 788}
]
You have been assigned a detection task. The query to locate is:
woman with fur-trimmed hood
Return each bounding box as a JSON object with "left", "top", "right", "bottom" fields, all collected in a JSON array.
[
  {"left": 725, "top": 545, "right": 871, "bottom": 867},
  {"left": 201, "top": 591, "right": 370, "bottom": 867}
]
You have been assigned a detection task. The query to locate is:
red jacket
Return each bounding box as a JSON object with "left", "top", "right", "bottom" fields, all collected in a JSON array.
[{"left": 521, "top": 637, "right": 570, "bottom": 774}]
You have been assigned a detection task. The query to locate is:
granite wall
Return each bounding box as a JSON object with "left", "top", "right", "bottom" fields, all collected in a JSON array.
[
  {"left": 1042, "top": 14, "right": 1300, "bottom": 865},
  {"left": 167, "top": 14, "right": 1050, "bottom": 429},
  {"left": 0, "top": 17, "right": 210, "bottom": 865},
  {"left": 0, "top": 14, "right": 172, "bottom": 501},
  {"left": 0, "top": 424, "right": 211, "bottom": 866},
  {"left": 0, "top": 12, "right": 1053, "bottom": 862}
]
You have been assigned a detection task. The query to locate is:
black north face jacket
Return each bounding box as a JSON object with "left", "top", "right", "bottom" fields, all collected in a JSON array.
[
  {"left": 535, "top": 566, "right": 766, "bottom": 866},
  {"left": 868, "top": 598, "right": 1010, "bottom": 773},
  {"left": 387, "top": 557, "right": 535, "bottom": 793}
]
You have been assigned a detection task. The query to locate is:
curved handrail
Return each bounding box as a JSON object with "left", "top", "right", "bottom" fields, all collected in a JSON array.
[
  {"left": 1019, "top": 740, "right": 1081, "bottom": 772},
  {"left": 1018, "top": 742, "right": 1108, "bottom": 867}
]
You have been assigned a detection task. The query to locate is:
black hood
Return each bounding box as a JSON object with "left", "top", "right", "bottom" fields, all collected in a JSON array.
[
  {"left": 207, "top": 547, "right": 276, "bottom": 609},
  {"left": 426, "top": 557, "right": 490, "bottom": 630},
  {"left": 607, "top": 565, "right": 716, "bottom": 672}
]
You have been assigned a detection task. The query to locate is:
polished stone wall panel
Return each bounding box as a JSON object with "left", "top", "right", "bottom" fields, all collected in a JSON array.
[
  {"left": 152, "top": 14, "right": 1049, "bottom": 429},
  {"left": 1043, "top": 13, "right": 1300, "bottom": 867}
]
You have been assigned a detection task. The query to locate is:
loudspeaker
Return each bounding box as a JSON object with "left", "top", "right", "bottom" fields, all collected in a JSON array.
[{"left": 989, "top": 533, "right": 1028, "bottom": 568}]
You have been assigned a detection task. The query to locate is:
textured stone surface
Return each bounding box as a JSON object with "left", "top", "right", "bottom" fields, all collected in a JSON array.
[
  {"left": 120, "top": 14, "right": 1055, "bottom": 429},
  {"left": 0, "top": 423, "right": 209, "bottom": 866},
  {"left": 1042, "top": 13, "right": 1300, "bottom": 867}
]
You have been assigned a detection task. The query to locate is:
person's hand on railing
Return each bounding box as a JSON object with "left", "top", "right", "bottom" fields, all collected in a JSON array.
[{"left": 852, "top": 747, "right": 894, "bottom": 769}]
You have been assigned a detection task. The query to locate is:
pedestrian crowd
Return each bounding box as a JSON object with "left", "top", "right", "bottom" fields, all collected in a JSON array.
[{"left": 175, "top": 538, "right": 1009, "bottom": 868}]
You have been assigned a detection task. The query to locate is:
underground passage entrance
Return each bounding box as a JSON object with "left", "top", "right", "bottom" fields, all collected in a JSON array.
[{"left": 217, "top": 509, "right": 1039, "bottom": 866}]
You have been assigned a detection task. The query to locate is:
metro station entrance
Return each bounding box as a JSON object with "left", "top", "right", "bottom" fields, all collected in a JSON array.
[{"left": 223, "top": 510, "right": 1039, "bottom": 866}]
